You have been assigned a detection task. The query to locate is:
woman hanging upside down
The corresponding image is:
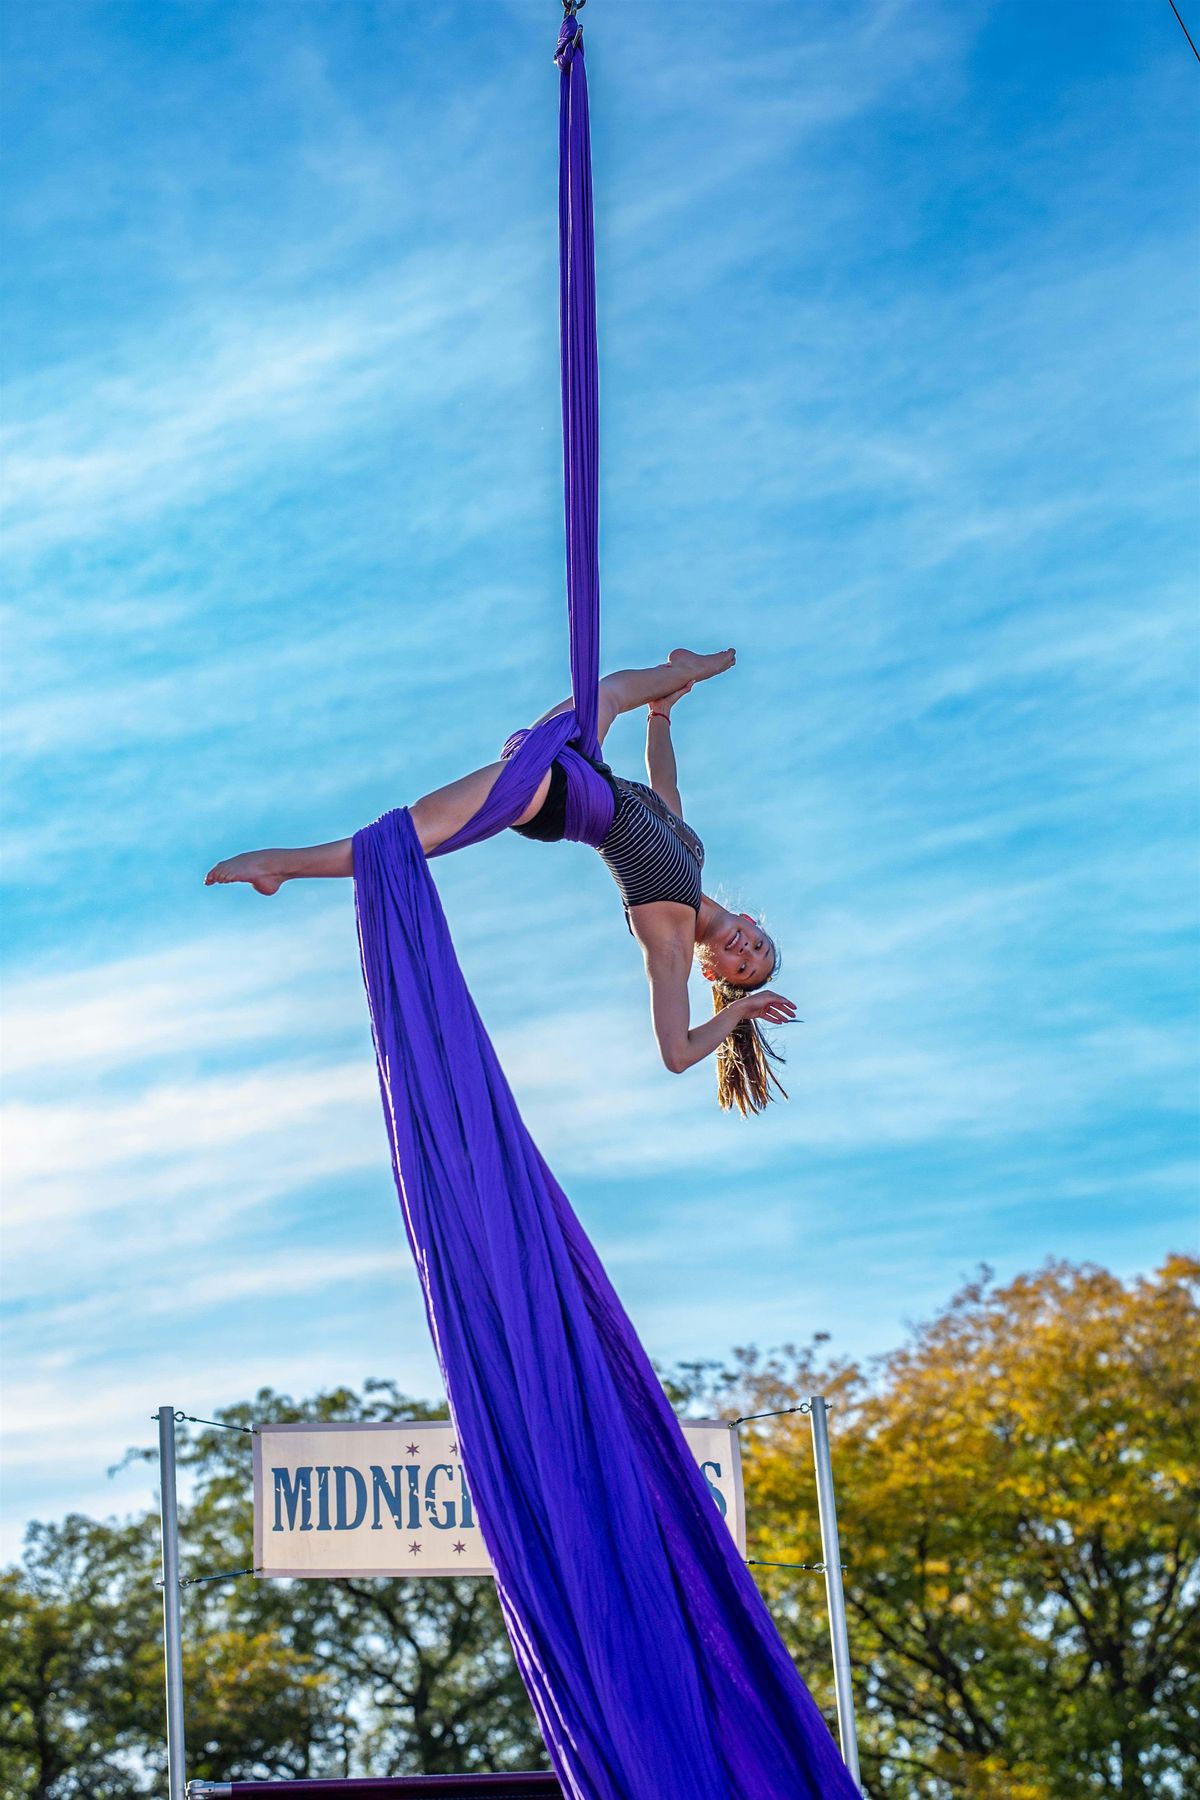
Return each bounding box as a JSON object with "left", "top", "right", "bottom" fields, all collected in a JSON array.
[{"left": 206, "top": 647, "right": 795, "bottom": 1113}]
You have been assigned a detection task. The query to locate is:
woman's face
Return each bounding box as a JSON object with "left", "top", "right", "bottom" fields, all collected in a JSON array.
[{"left": 703, "top": 912, "right": 776, "bottom": 987}]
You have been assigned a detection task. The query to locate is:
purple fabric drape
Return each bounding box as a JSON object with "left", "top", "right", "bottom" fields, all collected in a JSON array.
[
  {"left": 353, "top": 810, "right": 859, "bottom": 1800},
  {"left": 556, "top": 16, "right": 600, "bottom": 762},
  {"left": 349, "top": 21, "right": 861, "bottom": 1799},
  {"left": 431, "top": 715, "right": 613, "bottom": 860}
]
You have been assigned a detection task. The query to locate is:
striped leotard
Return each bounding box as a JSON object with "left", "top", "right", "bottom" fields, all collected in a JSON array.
[
  {"left": 596, "top": 776, "right": 704, "bottom": 912},
  {"left": 513, "top": 757, "right": 704, "bottom": 915}
]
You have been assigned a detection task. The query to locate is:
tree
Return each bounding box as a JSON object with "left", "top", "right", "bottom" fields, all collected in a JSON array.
[
  {"left": 4, "top": 1260, "right": 1195, "bottom": 1797},
  {"left": 2, "top": 1380, "right": 545, "bottom": 1797},
  {"left": 709, "top": 1255, "right": 1200, "bottom": 1799},
  {"left": 0, "top": 1515, "right": 164, "bottom": 1799}
]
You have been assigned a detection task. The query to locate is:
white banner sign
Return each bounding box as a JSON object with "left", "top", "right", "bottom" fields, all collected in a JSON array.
[{"left": 253, "top": 1419, "right": 744, "bottom": 1578}]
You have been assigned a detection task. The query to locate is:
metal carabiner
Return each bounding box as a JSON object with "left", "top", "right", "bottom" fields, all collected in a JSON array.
[{"left": 557, "top": 0, "right": 585, "bottom": 63}]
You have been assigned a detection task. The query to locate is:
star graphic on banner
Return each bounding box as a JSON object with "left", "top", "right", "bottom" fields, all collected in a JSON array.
[
  {"left": 406, "top": 1443, "right": 420, "bottom": 1457},
  {"left": 408, "top": 1541, "right": 422, "bottom": 1556},
  {"left": 449, "top": 1440, "right": 458, "bottom": 1454},
  {"left": 452, "top": 1541, "right": 466, "bottom": 1555}
]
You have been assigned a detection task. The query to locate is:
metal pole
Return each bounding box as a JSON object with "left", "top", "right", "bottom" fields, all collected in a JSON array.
[
  {"left": 157, "top": 1406, "right": 187, "bottom": 1800},
  {"left": 808, "top": 1396, "right": 862, "bottom": 1791}
]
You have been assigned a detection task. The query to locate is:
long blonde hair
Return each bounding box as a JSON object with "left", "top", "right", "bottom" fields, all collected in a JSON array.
[{"left": 711, "top": 972, "right": 788, "bottom": 1116}]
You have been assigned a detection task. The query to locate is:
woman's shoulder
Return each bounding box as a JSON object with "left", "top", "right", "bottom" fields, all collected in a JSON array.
[
  {"left": 610, "top": 774, "right": 657, "bottom": 811},
  {"left": 628, "top": 900, "right": 698, "bottom": 955},
  {"left": 613, "top": 775, "right": 697, "bottom": 833}
]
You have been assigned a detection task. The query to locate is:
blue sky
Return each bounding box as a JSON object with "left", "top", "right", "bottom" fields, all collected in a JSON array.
[{"left": 2, "top": 0, "right": 1197, "bottom": 1560}]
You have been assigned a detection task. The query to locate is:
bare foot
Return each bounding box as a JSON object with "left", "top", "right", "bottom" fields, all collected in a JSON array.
[
  {"left": 668, "top": 647, "right": 736, "bottom": 684},
  {"left": 204, "top": 851, "right": 285, "bottom": 896}
]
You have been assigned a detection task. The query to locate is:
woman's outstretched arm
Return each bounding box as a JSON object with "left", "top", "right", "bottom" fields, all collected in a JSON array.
[
  {"left": 644, "top": 684, "right": 690, "bottom": 816},
  {"left": 642, "top": 935, "right": 795, "bottom": 1074},
  {"left": 205, "top": 759, "right": 553, "bottom": 893}
]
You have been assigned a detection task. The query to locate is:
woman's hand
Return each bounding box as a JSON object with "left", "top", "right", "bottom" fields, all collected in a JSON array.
[
  {"left": 730, "top": 988, "right": 797, "bottom": 1026},
  {"left": 649, "top": 679, "right": 694, "bottom": 718}
]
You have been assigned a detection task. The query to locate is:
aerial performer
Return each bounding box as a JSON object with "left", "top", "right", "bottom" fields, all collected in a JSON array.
[
  {"left": 206, "top": 647, "right": 795, "bottom": 1114},
  {"left": 205, "top": 8, "right": 859, "bottom": 1796}
]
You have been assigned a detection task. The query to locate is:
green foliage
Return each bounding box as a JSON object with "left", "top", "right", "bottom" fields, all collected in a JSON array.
[
  {"left": 3, "top": 1380, "right": 545, "bottom": 1797},
  {"left": 4, "top": 1265, "right": 1196, "bottom": 1798},
  {"left": 0, "top": 1515, "right": 164, "bottom": 1799},
  {"left": 719, "top": 1255, "right": 1200, "bottom": 1799}
]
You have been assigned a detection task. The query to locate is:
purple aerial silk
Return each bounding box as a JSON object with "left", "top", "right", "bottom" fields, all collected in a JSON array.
[
  {"left": 431, "top": 712, "right": 613, "bottom": 861},
  {"left": 354, "top": 813, "right": 858, "bottom": 1800},
  {"left": 349, "top": 21, "right": 860, "bottom": 1800},
  {"left": 555, "top": 17, "right": 601, "bottom": 764}
]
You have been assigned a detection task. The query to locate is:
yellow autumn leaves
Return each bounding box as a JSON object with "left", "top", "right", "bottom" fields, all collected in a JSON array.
[{"left": 727, "top": 1256, "right": 1199, "bottom": 1798}]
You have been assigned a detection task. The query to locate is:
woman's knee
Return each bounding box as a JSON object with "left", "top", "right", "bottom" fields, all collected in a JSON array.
[{"left": 597, "top": 674, "right": 628, "bottom": 741}]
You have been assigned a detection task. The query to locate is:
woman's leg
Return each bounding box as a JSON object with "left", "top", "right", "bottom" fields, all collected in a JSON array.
[
  {"left": 205, "top": 646, "right": 734, "bottom": 894},
  {"left": 205, "top": 838, "right": 354, "bottom": 894},
  {"left": 532, "top": 647, "right": 735, "bottom": 747},
  {"left": 411, "top": 760, "right": 551, "bottom": 852},
  {"left": 205, "top": 759, "right": 553, "bottom": 893}
]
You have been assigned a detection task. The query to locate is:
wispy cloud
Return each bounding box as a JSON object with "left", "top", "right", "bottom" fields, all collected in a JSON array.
[
  {"left": 2, "top": 0, "right": 1196, "bottom": 1558},
  {"left": 1, "top": 240, "right": 546, "bottom": 559}
]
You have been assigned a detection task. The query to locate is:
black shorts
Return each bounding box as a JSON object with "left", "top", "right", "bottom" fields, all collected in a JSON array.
[{"left": 511, "top": 759, "right": 569, "bottom": 843}]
